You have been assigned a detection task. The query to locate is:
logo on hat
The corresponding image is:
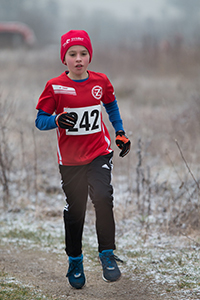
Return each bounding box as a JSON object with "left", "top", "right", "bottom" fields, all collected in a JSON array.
[
  {"left": 63, "top": 39, "right": 70, "bottom": 47},
  {"left": 91, "top": 86, "right": 103, "bottom": 100},
  {"left": 63, "top": 37, "right": 84, "bottom": 48}
]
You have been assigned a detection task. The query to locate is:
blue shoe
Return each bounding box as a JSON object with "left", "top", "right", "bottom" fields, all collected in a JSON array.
[
  {"left": 66, "top": 254, "right": 85, "bottom": 289},
  {"left": 99, "top": 250, "right": 123, "bottom": 282}
]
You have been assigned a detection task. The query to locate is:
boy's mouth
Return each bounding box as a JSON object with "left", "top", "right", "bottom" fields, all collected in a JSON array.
[{"left": 76, "top": 64, "right": 83, "bottom": 68}]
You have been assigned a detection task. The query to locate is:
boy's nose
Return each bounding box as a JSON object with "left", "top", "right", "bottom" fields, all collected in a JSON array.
[{"left": 76, "top": 54, "right": 82, "bottom": 61}]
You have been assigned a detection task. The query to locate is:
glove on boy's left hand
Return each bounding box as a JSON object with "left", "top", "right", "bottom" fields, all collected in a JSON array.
[{"left": 115, "top": 131, "right": 131, "bottom": 157}]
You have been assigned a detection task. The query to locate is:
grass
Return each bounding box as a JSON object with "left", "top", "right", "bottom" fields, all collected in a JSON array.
[
  {"left": 1, "top": 216, "right": 200, "bottom": 298},
  {"left": 0, "top": 224, "right": 64, "bottom": 250},
  {"left": 83, "top": 228, "right": 200, "bottom": 296},
  {"left": 0, "top": 271, "right": 51, "bottom": 300},
  {"left": 114, "top": 229, "right": 200, "bottom": 298},
  {"left": 2, "top": 228, "right": 42, "bottom": 242}
]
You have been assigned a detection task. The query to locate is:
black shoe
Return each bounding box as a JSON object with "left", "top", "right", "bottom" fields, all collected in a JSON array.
[{"left": 99, "top": 250, "right": 123, "bottom": 282}]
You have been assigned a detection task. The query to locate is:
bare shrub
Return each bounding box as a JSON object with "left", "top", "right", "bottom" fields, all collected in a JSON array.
[{"left": 0, "top": 94, "right": 14, "bottom": 208}]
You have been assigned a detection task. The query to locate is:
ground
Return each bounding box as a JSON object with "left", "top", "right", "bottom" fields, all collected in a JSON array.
[{"left": 1, "top": 244, "right": 173, "bottom": 300}]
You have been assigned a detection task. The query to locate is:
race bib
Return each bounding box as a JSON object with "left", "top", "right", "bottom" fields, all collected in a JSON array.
[{"left": 64, "top": 105, "right": 101, "bottom": 135}]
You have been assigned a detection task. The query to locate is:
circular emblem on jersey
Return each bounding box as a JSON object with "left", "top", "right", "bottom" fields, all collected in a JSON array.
[{"left": 91, "top": 85, "right": 103, "bottom": 100}]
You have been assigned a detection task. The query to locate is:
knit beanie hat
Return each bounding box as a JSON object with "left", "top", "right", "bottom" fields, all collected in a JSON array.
[{"left": 60, "top": 30, "right": 93, "bottom": 64}]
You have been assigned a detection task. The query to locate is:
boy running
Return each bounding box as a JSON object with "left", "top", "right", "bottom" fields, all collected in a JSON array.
[{"left": 35, "top": 30, "right": 131, "bottom": 289}]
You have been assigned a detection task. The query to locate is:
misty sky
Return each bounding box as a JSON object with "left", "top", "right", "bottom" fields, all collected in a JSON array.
[
  {"left": 4, "top": 0, "right": 197, "bottom": 45},
  {"left": 59, "top": 0, "right": 178, "bottom": 20},
  {"left": 80, "top": 0, "right": 166, "bottom": 19}
]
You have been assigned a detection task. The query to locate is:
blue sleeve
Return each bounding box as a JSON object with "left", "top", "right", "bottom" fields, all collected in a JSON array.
[
  {"left": 35, "top": 109, "right": 57, "bottom": 130},
  {"left": 103, "top": 99, "right": 124, "bottom": 133}
]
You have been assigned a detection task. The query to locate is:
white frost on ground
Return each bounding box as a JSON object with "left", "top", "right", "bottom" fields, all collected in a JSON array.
[
  {"left": 1, "top": 193, "right": 200, "bottom": 300},
  {"left": 0, "top": 170, "right": 200, "bottom": 299}
]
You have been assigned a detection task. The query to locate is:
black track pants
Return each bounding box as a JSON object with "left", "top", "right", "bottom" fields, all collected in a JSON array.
[{"left": 59, "top": 153, "right": 116, "bottom": 257}]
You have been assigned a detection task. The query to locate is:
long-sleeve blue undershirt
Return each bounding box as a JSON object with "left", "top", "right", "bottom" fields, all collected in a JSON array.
[
  {"left": 103, "top": 99, "right": 124, "bottom": 133},
  {"left": 35, "top": 109, "right": 57, "bottom": 130},
  {"left": 35, "top": 99, "right": 124, "bottom": 133}
]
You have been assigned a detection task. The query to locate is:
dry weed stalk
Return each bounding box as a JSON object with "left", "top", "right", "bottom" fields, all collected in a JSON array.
[
  {"left": 19, "top": 130, "right": 31, "bottom": 196},
  {"left": 174, "top": 139, "right": 200, "bottom": 230},
  {"left": 165, "top": 149, "right": 193, "bottom": 214},
  {"left": 0, "top": 140, "right": 10, "bottom": 208},
  {"left": 136, "top": 138, "right": 142, "bottom": 210},
  {"left": 136, "top": 138, "right": 152, "bottom": 216},
  {"left": 0, "top": 96, "right": 13, "bottom": 208},
  {"left": 32, "top": 128, "right": 38, "bottom": 212},
  {"left": 164, "top": 140, "right": 200, "bottom": 231},
  {"left": 180, "top": 231, "right": 200, "bottom": 247},
  {"left": 174, "top": 139, "right": 200, "bottom": 190}
]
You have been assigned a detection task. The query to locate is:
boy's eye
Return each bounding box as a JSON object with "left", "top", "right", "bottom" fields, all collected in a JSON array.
[{"left": 68, "top": 51, "right": 88, "bottom": 57}]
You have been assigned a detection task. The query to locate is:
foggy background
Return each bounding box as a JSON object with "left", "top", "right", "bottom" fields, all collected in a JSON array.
[
  {"left": 1, "top": 0, "right": 200, "bottom": 48},
  {"left": 1, "top": 0, "right": 200, "bottom": 227},
  {"left": 1, "top": 2, "right": 200, "bottom": 297}
]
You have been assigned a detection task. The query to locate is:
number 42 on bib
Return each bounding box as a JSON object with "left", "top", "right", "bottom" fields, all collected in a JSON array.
[{"left": 64, "top": 105, "right": 101, "bottom": 135}]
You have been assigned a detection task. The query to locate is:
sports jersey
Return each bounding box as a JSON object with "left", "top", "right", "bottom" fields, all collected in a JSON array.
[{"left": 36, "top": 70, "right": 123, "bottom": 166}]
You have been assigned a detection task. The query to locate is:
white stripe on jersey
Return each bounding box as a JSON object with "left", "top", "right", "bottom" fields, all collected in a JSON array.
[
  {"left": 52, "top": 85, "right": 76, "bottom": 96},
  {"left": 56, "top": 128, "right": 63, "bottom": 165},
  {"left": 102, "top": 123, "right": 112, "bottom": 152}
]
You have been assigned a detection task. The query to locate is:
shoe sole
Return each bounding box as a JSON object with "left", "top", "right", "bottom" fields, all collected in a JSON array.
[
  {"left": 68, "top": 279, "right": 86, "bottom": 289},
  {"left": 67, "top": 275, "right": 86, "bottom": 289},
  {"left": 102, "top": 273, "right": 121, "bottom": 283},
  {"left": 99, "top": 257, "right": 122, "bottom": 283}
]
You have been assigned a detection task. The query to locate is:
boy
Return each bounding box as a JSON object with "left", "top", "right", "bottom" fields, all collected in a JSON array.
[{"left": 35, "top": 30, "right": 131, "bottom": 289}]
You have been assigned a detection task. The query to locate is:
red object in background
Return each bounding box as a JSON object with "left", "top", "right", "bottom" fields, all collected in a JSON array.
[{"left": 0, "top": 21, "right": 36, "bottom": 47}]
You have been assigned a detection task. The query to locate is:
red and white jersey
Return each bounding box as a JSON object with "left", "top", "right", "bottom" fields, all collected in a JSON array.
[{"left": 36, "top": 70, "right": 115, "bottom": 166}]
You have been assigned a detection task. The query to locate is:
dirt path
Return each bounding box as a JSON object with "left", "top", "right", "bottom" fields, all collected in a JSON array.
[{"left": 0, "top": 245, "right": 171, "bottom": 300}]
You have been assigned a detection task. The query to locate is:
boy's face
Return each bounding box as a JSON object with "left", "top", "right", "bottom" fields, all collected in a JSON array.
[{"left": 64, "top": 45, "right": 90, "bottom": 80}]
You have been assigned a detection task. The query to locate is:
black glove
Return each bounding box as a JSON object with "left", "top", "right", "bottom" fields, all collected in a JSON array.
[
  {"left": 115, "top": 130, "right": 131, "bottom": 157},
  {"left": 56, "top": 112, "right": 77, "bottom": 129}
]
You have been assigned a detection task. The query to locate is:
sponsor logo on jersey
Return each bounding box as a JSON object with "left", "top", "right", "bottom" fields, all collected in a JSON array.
[
  {"left": 91, "top": 85, "right": 103, "bottom": 100},
  {"left": 52, "top": 85, "right": 76, "bottom": 95}
]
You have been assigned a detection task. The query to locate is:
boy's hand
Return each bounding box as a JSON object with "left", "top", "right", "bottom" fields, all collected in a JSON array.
[
  {"left": 115, "top": 131, "right": 131, "bottom": 157},
  {"left": 56, "top": 112, "right": 77, "bottom": 129}
]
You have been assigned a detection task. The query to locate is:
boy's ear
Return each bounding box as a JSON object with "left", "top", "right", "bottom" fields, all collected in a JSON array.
[{"left": 63, "top": 53, "right": 67, "bottom": 65}]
